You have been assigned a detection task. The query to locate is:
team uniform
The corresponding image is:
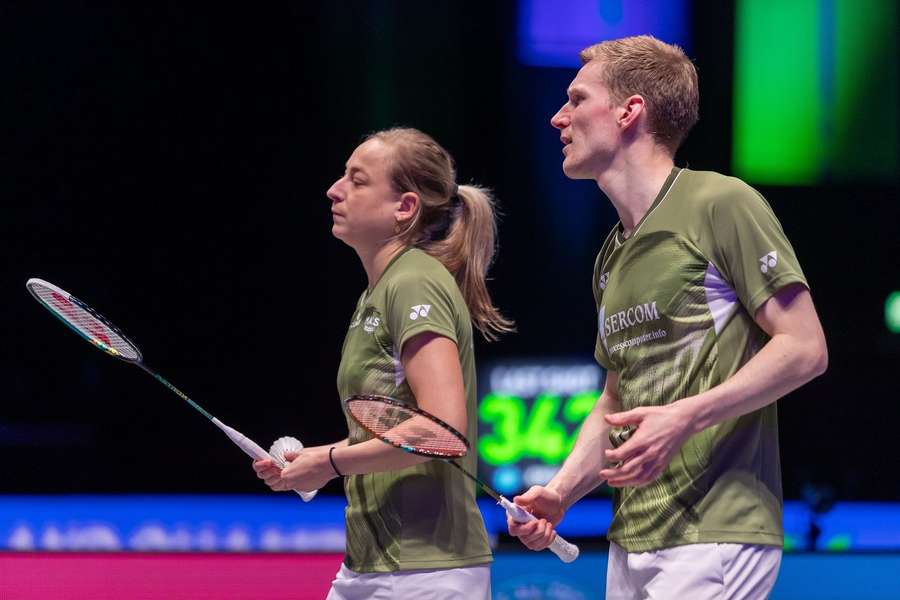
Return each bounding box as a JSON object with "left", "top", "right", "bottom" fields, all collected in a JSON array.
[
  {"left": 593, "top": 168, "right": 807, "bottom": 597},
  {"left": 329, "top": 247, "right": 491, "bottom": 599}
]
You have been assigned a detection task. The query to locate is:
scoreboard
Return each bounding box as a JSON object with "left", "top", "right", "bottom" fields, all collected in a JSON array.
[{"left": 476, "top": 359, "right": 606, "bottom": 496}]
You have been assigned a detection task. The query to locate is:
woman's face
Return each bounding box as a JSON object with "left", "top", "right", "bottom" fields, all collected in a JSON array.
[{"left": 326, "top": 138, "right": 401, "bottom": 248}]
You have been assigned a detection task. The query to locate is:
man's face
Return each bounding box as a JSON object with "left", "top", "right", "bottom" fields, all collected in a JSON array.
[{"left": 550, "top": 61, "right": 622, "bottom": 179}]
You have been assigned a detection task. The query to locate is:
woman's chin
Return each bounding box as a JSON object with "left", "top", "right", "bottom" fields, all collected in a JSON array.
[{"left": 331, "top": 227, "right": 360, "bottom": 249}]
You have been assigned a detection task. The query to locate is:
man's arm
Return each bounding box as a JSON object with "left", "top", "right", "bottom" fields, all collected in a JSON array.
[
  {"left": 548, "top": 370, "right": 622, "bottom": 510},
  {"left": 600, "top": 283, "right": 827, "bottom": 487},
  {"left": 507, "top": 371, "right": 621, "bottom": 550}
]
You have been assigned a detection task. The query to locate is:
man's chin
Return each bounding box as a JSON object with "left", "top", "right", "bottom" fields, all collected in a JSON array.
[{"left": 561, "top": 159, "right": 591, "bottom": 180}]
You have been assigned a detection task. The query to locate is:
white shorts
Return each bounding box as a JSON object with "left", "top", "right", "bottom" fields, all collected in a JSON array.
[
  {"left": 606, "top": 542, "right": 782, "bottom": 600},
  {"left": 325, "top": 562, "right": 491, "bottom": 600}
]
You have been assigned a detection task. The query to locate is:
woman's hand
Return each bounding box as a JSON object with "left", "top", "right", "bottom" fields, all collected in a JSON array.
[{"left": 253, "top": 446, "right": 336, "bottom": 492}]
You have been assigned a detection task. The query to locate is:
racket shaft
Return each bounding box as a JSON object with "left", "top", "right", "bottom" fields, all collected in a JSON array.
[
  {"left": 499, "top": 496, "right": 580, "bottom": 563},
  {"left": 149, "top": 368, "right": 314, "bottom": 500},
  {"left": 136, "top": 363, "right": 215, "bottom": 421},
  {"left": 211, "top": 418, "right": 316, "bottom": 502}
]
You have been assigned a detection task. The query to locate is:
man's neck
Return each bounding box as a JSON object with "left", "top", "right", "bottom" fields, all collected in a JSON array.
[{"left": 596, "top": 147, "right": 676, "bottom": 238}]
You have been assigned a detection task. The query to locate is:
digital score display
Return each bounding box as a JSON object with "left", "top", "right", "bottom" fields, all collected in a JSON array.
[{"left": 476, "top": 360, "right": 607, "bottom": 496}]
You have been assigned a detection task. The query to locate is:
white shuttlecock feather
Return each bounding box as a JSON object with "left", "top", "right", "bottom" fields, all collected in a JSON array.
[
  {"left": 269, "top": 436, "right": 318, "bottom": 502},
  {"left": 270, "top": 436, "right": 303, "bottom": 464}
]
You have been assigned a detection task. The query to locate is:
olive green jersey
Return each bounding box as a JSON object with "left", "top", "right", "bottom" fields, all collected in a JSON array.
[
  {"left": 336, "top": 247, "right": 491, "bottom": 572},
  {"left": 593, "top": 168, "right": 807, "bottom": 552}
]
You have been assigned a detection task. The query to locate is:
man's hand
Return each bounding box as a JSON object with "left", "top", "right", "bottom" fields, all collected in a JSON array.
[
  {"left": 506, "top": 485, "right": 565, "bottom": 551},
  {"left": 599, "top": 402, "right": 694, "bottom": 487}
]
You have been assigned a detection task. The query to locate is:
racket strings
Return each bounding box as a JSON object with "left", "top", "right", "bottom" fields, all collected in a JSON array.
[
  {"left": 29, "top": 282, "right": 140, "bottom": 360},
  {"left": 347, "top": 399, "right": 468, "bottom": 458}
]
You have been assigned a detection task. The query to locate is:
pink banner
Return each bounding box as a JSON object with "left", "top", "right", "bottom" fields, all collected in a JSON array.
[{"left": 0, "top": 552, "right": 343, "bottom": 599}]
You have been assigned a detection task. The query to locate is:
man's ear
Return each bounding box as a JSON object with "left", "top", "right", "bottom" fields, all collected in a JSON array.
[{"left": 618, "top": 94, "right": 646, "bottom": 130}]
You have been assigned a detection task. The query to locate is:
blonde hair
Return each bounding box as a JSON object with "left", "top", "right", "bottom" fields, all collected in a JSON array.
[
  {"left": 367, "top": 127, "right": 514, "bottom": 341},
  {"left": 579, "top": 35, "right": 699, "bottom": 153}
]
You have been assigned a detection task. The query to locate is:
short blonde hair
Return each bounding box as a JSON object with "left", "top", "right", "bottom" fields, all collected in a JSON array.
[{"left": 580, "top": 35, "right": 699, "bottom": 153}]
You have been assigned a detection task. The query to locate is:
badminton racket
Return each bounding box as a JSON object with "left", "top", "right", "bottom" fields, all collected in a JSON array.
[
  {"left": 345, "top": 393, "right": 580, "bottom": 563},
  {"left": 26, "top": 277, "right": 316, "bottom": 502}
]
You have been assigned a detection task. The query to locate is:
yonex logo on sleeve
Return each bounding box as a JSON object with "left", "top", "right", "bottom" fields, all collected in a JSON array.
[
  {"left": 409, "top": 305, "right": 431, "bottom": 320},
  {"left": 759, "top": 251, "right": 778, "bottom": 274}
]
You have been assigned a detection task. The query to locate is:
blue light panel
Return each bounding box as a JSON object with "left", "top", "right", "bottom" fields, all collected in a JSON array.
[{"left": 518, "top": 0, "right": 691, "bottom": 68}]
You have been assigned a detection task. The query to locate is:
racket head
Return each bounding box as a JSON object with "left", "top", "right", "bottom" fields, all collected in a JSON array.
[
  {"left": 26, "top": 278, "right": 142, "bottom": 363},
  {"left": 344, "top": 394, "right": 470, "bottom": 458}
]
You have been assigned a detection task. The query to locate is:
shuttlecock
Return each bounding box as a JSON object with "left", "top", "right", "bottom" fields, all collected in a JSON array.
[
  {"left": 269, "top": 436, "right": 317, "bottom": 502},
  {"left": 270, "top": 436, "right": 304, "bottom": 466}
]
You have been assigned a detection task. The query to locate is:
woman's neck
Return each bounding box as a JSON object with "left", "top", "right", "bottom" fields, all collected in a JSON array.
[{"left": 357, "top": 239, "right": 407, "bottom": 291}]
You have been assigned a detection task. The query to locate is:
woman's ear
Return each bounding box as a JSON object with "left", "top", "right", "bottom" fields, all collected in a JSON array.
[{"left": 395, "top": 191, "right": 420, "bottom": 225}]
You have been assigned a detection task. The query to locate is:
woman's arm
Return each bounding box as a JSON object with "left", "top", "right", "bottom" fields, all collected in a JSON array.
[
  {"left": 331, "top": 331, "right": 466, "bottom": 474},
  {"left": 258, "top": 332, "right": 465, "bottom": 491}
]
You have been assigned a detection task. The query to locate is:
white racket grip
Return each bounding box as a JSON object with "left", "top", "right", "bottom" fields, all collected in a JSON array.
[
  {"left": 211, "top": 418, "right": 316, "bottom": 502},
  {"left": 499, "top": 496, "right": 580, "bottom": 563}
]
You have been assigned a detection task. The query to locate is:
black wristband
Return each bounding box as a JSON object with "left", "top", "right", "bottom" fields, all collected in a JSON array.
[{"left": 328, "top": 446, "right": 344, "bottom": 478}]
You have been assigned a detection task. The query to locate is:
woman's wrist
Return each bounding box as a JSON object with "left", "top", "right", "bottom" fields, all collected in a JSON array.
[{"left": 328, "top": 446, "right": 344, "bottom": 478}]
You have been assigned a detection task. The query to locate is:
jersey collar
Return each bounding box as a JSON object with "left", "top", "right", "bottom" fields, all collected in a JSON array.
[
  {"left": 366, "top": 246, "right": 414, "bottom": 298},
  {"left": 615, "top": 167, "right": 684, "bottom": 247}
]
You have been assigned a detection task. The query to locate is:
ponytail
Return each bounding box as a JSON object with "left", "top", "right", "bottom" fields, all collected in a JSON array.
[{"left": 419, "top": 184, "right": 515, "bottom": 341}]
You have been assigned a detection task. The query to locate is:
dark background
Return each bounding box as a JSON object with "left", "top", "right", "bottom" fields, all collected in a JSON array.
[{"left": 2, "top": 2, "right": 897, "bottom": 500}]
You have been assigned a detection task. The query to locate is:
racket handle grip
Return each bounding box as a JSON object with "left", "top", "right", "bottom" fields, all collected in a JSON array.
[
  {"left": 499, "top": 496, "right": 580, "bottom": 563},
  {"left": 211, "top": 418, "right": 317, "bottom": 502}
]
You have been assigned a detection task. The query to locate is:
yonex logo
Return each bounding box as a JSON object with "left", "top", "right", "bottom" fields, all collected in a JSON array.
[
  {"left": 378, "top": 408, "right": 411, "bottom": 428},
  {"left": 599, "top": 272, "right": 610, "bottom": 290},
  {"left": 409, "top": 305, "right": 431, "bottom": 320},
  {"left": 759, "top": 251, "right": 778, "bottom": 274}
]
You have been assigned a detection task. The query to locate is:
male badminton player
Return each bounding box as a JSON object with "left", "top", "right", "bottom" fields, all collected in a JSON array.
[
  {"left": 253, "top": 128, "right": 513, "bottom": 599},
  {"left": 507, "top": 36, "right": 828, "bottom": 599}
]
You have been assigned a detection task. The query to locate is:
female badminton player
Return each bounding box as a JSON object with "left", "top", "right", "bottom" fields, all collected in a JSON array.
[{"left": 253, "top": 127, "right": 513, "bottom": 599}]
